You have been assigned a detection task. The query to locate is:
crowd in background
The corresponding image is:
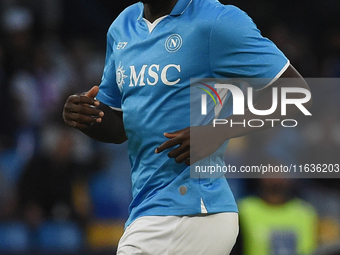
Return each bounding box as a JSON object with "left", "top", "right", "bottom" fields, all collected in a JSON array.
[{"left": 0, "top": 0, "right": 339, "bottom": 254}]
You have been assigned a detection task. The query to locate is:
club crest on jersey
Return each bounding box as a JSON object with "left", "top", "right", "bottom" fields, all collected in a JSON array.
[
  {"left": 165, "top": 34, "right": 182, "bottom": 52},
  {"left": 116, "top": 62, "right": 128, "bottom": 90}
]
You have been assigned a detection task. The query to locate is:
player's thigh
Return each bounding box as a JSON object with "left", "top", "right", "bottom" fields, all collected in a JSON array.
[
  {"left": 116, "top": 213, "right": 238, "bottom": 255},
  {"left": 169, "top": 212, "right": 239, "bottom": 255},
  {"left": 116, "top": 215, "right": 180, "bottom": 255}
]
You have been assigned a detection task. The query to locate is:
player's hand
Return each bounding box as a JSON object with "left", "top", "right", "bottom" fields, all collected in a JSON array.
[
  {"left": 63, "top": 86, "right": 104, "bottom": 130},
  {"left": 155, "top": 125, "right": 225, "bottom": 166}
]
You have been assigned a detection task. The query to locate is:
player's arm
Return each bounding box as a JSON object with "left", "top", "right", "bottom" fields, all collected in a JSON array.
[
  {"left": 63, "top": 86, "right": 127, "bottom": 144},
  {"left": 219, "top": 64, "right": 312, "bottom": 140},
  {"left": 156, "top": 64, "right": 312, "bottom": 165}
]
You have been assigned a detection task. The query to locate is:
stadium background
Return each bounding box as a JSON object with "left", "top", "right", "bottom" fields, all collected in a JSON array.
[{"left": 0, "top": 0, "right": 339, "bottom": 254}]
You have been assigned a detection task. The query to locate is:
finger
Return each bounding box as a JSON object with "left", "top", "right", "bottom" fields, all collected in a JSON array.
[
  {"left": 85, "top": 86, "right": 100, "bottom": 99},
  {"left": 66, "top": 112, "right": 100, "bottom": 123},
  {"left": 155, "top": 137, "right": 181, "bottom": 153},
  {"left": 68, "top": 94, "right": 99, "bottom": 106},
  {"left": 164, "top": 133, "right": 178, "bottom": 138},
  {"left": 174, "top": 151, "right": 190, "bottom": 164},
  {"left": 74, "top": 104, "right": 104, "bottom": 117},
  {"left": 64, "top": 119, "right": 92, "bottom": 130},
  {"left": 164, "top": 127, "right": 190, "bottom": 138},
  {"left": 65, "top": 103, "right": 104, "bottom": 117},
  {"left": 185, "top": 158, "right": 190, "bottom": 166},
  {"left": 167, "top": 140, "right": 189, "bottom": 158}
]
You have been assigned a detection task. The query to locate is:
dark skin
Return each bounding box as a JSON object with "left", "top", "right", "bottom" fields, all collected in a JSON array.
[
  {"left": 63, "top": 86, "right": 127, "bottom": 144},
  {"left": 62, "top": 1, "right": 312, "bottom": 165},
  {"left": 141, "top": 0, "right": 178, "bottom": 22},
  {"left": 156, "top": 65, "right": 312, "bottom": 165}
]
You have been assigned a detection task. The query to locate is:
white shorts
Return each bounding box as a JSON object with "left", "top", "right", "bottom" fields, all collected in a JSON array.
[{"left": 117, "top": 212, "right": 239, "bottom": 255}]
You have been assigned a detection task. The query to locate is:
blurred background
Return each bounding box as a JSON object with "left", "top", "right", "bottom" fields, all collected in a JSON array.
[{"left": 0, "top": 0, "right": 339, "bottom": 254}]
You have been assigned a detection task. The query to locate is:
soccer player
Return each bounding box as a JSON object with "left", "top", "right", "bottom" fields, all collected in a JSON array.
[{"left": 63, "top": 0, "right": 311, "bottom": 254}]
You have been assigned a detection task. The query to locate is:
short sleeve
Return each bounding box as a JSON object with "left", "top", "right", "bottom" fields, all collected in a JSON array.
[
  {"left": 210, "top": 6, "right": 289, "bottom": 90},
  {"left": 96, "top": 26, "right": 122, "bottom": 109}
]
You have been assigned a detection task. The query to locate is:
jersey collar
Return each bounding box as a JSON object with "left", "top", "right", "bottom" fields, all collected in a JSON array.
[
  {"left": 137, "top": 0, "right": 193, "bottom": 21},
  {"left": 170, "top": 0, "right": 193, "bottom": 16}
]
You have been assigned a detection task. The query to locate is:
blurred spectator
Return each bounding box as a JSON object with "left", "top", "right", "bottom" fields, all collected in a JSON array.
[
  {"left": 234, "top": 178, "right": 318, "bottom": 255},
  {"left": 17, "top": 124, "right": 97, "bottom": 228},
  {"left": 2, "top": 6, "right": 35, "bottom": 75}
]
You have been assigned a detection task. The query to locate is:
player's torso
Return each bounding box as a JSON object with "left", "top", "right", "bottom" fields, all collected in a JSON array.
[
  {"left": 107, "top": 1, "right": 240, "bottom": 227},
  {"left": 112, "top": 5, "right": 212, "bottom": 109},
  {"left": 110, "top": 2, "right": 220, "bottom": 155}
]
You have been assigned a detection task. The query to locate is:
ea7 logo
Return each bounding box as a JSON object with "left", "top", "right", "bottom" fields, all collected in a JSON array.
[
  {"left": 117, "top": 42, "right": 128, "bottom": 50},
  {"left": 201, "top": 84, "right": 312, "bottom": 116}
]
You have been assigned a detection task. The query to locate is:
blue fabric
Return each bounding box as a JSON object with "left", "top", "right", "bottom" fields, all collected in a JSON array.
[{"left": 96, "top": 0, "right": 288, "bottom": 228}]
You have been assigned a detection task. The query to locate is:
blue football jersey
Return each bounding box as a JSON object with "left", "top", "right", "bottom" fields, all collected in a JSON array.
[{"left": 96, "top": 0, "right": 289, "bottom": 227}]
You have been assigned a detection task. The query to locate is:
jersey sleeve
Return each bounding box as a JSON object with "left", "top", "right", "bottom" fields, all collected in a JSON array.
[
  {"left": 210, "top": 6, "right": 289, "bottom": 90},
  {"left": 96, "top": 26, "right": 122, "bottom": 109}
]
